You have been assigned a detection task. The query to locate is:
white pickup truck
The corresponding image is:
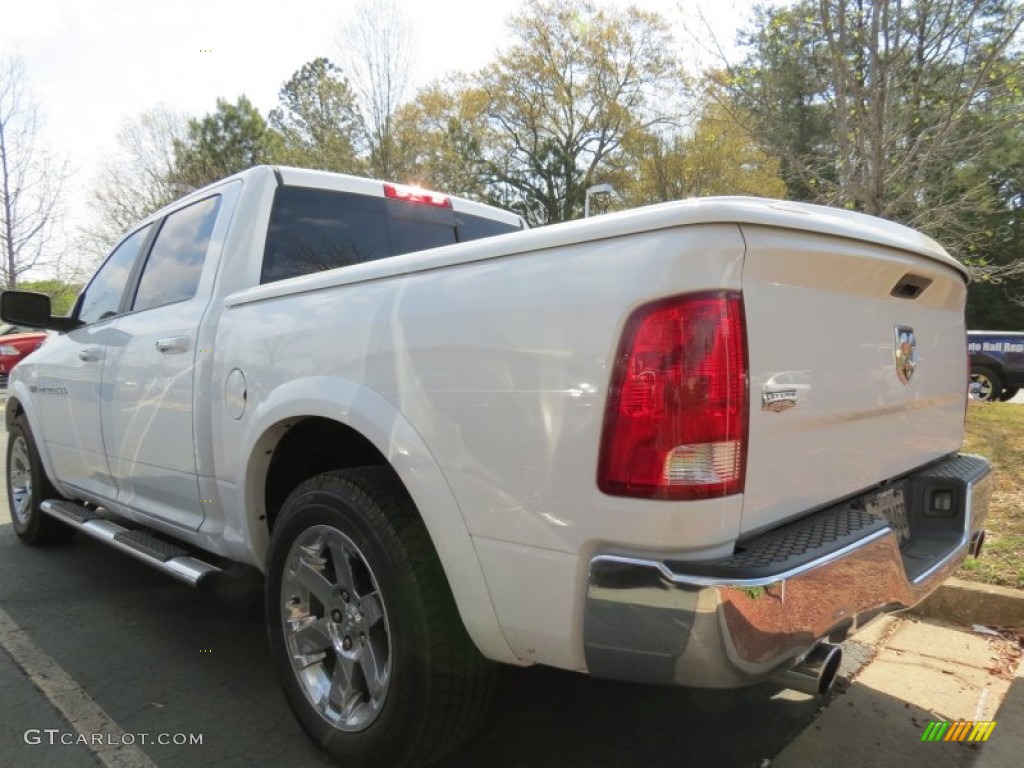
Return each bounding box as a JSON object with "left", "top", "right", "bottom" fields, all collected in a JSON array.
[{"left": 2, "top": 166, "right": 990, "bottom": 767}]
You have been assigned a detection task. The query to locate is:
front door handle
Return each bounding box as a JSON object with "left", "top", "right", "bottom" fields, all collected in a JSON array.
[
  {"left": 78, "top": 347, "right": 102, "bottom": 362},
  {"left": 155, "top": 337, "right": 190, "bottom": 354}
]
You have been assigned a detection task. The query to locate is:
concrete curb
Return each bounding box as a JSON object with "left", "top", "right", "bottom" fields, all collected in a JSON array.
[{"left": 910, "top": 577, "right": 1024, "bottom": 628}]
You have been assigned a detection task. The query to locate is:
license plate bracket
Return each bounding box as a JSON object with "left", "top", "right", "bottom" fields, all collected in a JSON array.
[{"left": 866, "top": 487, "right": 910, "bottom": 546}]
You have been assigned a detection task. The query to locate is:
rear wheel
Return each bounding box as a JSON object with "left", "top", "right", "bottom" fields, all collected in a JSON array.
[
  {"left": 969, "top": 366, "right": 1002, "bottom": 402},
  {"left": 6, "top": 415, "right": 74, "bottom": 545},
  {"left": 998, "top": 387, "right": 1019, "bottom": 402},
  {"left": 265, "top": 468, "right": 495, "bottom": 768}
]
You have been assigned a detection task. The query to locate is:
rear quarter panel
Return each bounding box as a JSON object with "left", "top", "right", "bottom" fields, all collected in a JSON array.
[{"left": 214, "top": 222, "right": 747, "bottom": 669}]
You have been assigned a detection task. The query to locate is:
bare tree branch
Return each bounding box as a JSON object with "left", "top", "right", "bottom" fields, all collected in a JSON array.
[
  {"left": 337, "top": 0, "right": 415, "bottom": 179},
  {"left": 83, "top": 105, "right": 188, "bottom": 257},
  {"left": 0, "top": 53, "right": 71, "bottom": 288}
]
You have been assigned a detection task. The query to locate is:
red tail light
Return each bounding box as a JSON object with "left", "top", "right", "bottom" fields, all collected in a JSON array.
[{"left": 598, "top": 292, "right": 748, "bottom": 500}]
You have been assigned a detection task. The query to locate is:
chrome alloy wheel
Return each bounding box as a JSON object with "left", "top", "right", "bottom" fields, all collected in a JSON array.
[
  {"left": 8, "top": 434, "right": 34, "bottom": 524},
  {"left": 969, "top": 372, "right": 996, "bottom": 401},
  {"left": 281, "top": 525, "right": 392, "bottom": 732}
]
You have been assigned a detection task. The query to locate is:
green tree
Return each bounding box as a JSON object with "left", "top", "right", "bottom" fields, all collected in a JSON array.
[
  {"left": 953, "top": 90, "right": 1024, "bottom": 326},
  {"left": 172, "top": 96, "right": 282, "bottom": 191},
  {"left": 617, "top": 101, "right": 787, "bottom": 205},
  {"left": 269, "top": 57, "right": 364, "bottom": 173},
  {"left": 723, "top": 0, "right": 1023, "bottom": 248},
  {"left": 18, "top": 278, "right": 80, "bottom": 316},
  {"left": 475, "top": 0, "right": 685, "bottom": 224},
  {"left": 717, "top": 5, "right": 834, "bottom": 203},
  {"left": 391, "top": 81, "right": 492, "bottom": 199}
]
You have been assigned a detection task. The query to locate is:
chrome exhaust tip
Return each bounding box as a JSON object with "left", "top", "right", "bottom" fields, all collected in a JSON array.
[
  {"left": 771, "top": 643, "right": 843, "bottom": 696},
  {"left": 970, "top": 529, "right": 986, "bottom": 558}
]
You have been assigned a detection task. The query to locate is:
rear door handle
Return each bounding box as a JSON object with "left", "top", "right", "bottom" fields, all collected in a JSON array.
[
  {"left": 155, "top": 337, "right": 190, "bottom": 354},
  {"left": 78, "top": 347, "right": 102, "bottom": 362}
]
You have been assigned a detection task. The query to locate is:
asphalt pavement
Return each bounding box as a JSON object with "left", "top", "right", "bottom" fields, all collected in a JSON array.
[{"left": 0, "top": 416, "right": 1021, "bottom": 768}]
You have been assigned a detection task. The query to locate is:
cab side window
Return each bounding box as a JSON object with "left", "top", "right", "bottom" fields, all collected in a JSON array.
[
  {"left": 77, "top": 224, "right": 153, "bottom": 325},
  {"left": 133, "top": 196, "right": 222, "bottom": 312}
]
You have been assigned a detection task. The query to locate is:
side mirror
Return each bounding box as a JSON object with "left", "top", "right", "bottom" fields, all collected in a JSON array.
[{"left": 0, "top": 291, "right": 77, "bottom": 332}]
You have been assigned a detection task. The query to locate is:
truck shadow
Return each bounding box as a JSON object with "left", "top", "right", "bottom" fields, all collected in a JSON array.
[{"left": 441, "top": 666, "right": 819, "bottom": 767}]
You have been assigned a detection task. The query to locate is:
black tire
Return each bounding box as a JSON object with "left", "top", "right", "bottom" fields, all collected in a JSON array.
[
  {"left": 998, "top": 387, "right": 1019, "bottom": 402},
  {"left": 265, "top": 467, "right": 495, "bottom": 768},
  {"left": 6, "top": 415, "right": 75, "bottom": 545},
  {"left": 969, "top": 366, "right": 1003, "bottom": 402}
]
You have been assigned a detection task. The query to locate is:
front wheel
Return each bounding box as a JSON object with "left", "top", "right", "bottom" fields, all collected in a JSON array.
[
  {"left": 998, "top": 387, "right": 1019, "bottom": 402},
  {"left": 6, "top": 415, "right": 74, "bottom": 545},
  {"left": 265, "top": 468, "right": 495, "bottom": 768}
]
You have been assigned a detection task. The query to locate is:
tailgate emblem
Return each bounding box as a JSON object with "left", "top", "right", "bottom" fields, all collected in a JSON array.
[{"left": 895, "top": 326, "right": 917, "bottom": 384}]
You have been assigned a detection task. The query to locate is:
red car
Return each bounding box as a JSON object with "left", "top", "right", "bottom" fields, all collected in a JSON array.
[{"left": 0, "top": 324, "right": 48, "bottom": 388}]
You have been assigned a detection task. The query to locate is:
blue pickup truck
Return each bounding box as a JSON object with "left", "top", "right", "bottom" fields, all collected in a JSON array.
[{"left": 968, "top": 330, "right": 1024, "bottom": 401}]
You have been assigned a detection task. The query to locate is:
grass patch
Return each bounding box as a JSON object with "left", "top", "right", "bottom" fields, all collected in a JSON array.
[{"left": 961, "top": 402, "right": 1024, "bottom": 589}]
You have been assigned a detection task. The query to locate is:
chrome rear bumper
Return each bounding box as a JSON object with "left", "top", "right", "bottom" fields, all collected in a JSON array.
[{"left": 583, "top": 454, "right": 991, "bottom": 688}]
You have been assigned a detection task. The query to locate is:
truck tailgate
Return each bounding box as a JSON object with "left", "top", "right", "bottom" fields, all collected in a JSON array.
[{"left": 740, "top": 224, "right": 968, "bottom": 535}]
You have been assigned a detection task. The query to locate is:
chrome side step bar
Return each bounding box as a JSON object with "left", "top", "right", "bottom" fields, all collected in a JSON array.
[{"left": 41, "top": 499, "right": 223, "bottom": 587}]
